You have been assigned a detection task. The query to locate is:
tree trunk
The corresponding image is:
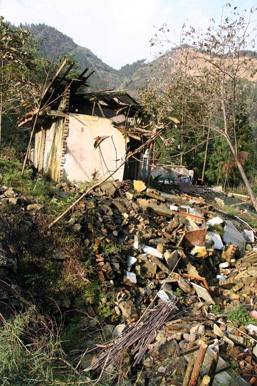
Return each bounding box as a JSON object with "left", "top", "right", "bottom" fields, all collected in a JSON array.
[
  {"left": 0, "top": 61, "right": 3, "bottom": 145},
  {"left": 0, "top": 89, "right": 2, "bottom": 146},
  {"left": 201, "top": 123, "right": 210, "bottom": 182},
  {"left": 235, "top": 158, "right": 257, "bottom": 211},
  {"left": 225, "top": 133, "right": 257, "bottom": 212}
]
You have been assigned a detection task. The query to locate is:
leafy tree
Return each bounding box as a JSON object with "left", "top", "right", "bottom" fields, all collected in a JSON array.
[
  {"left": 182, "top": 6, "right": 257, "bottom": 209},
  {"left": 0, "top": 17, "right": 40, "bottom": 145},
  {"left": 143, "top": 6, "right": 257, "bottom": 210}
]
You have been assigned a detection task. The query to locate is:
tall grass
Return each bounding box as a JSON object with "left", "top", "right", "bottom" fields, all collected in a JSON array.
[{"left": 0, "top": 306, "right": 87, "bottom": 385}]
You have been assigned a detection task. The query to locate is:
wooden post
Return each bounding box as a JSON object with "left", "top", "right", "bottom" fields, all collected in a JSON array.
[
  {"left": 208, "top": 351, "right": 219, "bottom": 386},
  {"left": 188, "top": 342, "right": 208, "bottom": 386},
  {"left": 183, "top": 355, "right": 195, "bottom": 386},
  {"left": 200, "top": 375, "right": 211, "bottom": 386}
]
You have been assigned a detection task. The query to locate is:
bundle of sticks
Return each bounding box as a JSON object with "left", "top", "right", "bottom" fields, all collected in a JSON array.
[{"left": 90, "top": 299, "right": 181, "bottom": 372}]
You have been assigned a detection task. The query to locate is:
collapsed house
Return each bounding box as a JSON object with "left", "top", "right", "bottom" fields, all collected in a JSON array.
[{"left": 20, "top": 66, "right": 150, "bottom": 183}]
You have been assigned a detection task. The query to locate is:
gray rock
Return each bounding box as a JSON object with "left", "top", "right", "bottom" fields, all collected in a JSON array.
[
  {"left": 100, "top": 180, "right": 118, "bottom": 197},
  {"left": 151, "top": 340, "right": 176, "bottom": 361},
  {"left": 141, "top": 261, "right": 157, "bottom": 278},
  {"left": 119, "top": 300, "right": 138, "bottom": 320},
  {"left": 183, "top": 333, "right": 196, "bottom": 342},
  {"left": 164, "top": 250, "right": 179, "bottom": 271},
  {"left": 4, "top": 187, "right": 16, "bottom": 198},
  {"left": 27, "top": 203, "right": 44, "bottom": 212},
  {"left": 113, "top": 323, "right": 127, "bottom": 337}
]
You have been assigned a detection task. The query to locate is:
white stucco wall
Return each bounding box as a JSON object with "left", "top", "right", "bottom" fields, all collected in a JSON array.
[{"left": 63, "top": 114, "right": 126, "bottom": 183}]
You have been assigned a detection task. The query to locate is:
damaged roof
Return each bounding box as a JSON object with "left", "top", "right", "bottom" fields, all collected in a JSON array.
[{"left": 19, "top": 65, "right": 142, "bottom": 126}]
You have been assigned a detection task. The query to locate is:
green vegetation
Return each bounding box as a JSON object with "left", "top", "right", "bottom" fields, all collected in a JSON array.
[
  {"left": 139, "top": 6, "right": 257, "bottom": 210},
  {"left": 0, "top": 149, "right": 124, "bottom": 384},
  {"left": 226, "top": 306, "right": 257, "bottom": 327},
  {"left": 0, "top": 306, "right": 86, "bottom": 385}
]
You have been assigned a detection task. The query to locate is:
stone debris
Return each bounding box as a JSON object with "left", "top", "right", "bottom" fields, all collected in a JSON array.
[
  {"left": 0, "top": 179, "right": 257, "bottom": 385},
  {"left": 63, "top": 179, "right": 255, "bottom": 385}
]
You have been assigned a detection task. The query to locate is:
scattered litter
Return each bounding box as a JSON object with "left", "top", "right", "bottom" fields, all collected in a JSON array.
[
  {"left": 216, "top": 275, "right": 226, "bottom": 280},
  {"left": 207, "top": 231, "right": 224, "bottom": 250},
  {"left": 127, "top": 256, "right": 137, "bottom": 267},
  {"left": 125, "top": 271, "right": 137, "bottom": 284},
  {"left": 134, "top": 235, "right": 139, "bottom": 249},
  {"left": 157, "top": 289, "right": 171, "bottom": 304},
  {"left": 190, "top": 282, "right": 215, "bottom": 304},
  {"left": 250, "top": 310, "right": 257, "bottom": 319},
  {"left": 206, "top": 216, "right": 224, "bottom": 227},
  {"left": 241, "top": 229, "right": 255, "bottom": 243},
  {"left": 219, "top": 262, "right": 230, "bottom": 269},
  {"left": 247, "top": 324, "right": 257, "bottom": 334},
  {"left": 169, "top": 204, "right": 179, "bottom": 211},
  {"left": 143, "top": 245, "right": 163, "bottom": 259}
]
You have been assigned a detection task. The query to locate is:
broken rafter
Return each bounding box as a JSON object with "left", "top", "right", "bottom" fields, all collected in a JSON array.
[
  {"left": 83, "top": 70, "right": 95, "bottom": 82},
  {"left": 78, "top": 67, "right": 89, "bottom": 79},
  {"left": 60, "top": 62, "right": 75, "bottom": 79}
]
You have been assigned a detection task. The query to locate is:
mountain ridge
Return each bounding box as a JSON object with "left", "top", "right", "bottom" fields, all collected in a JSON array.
[
  {"left": 23, "top": 23, "right": 257, "bottom": 98},
  {"left": 24, "top": 23, "right": 150, "bottom": 95}
]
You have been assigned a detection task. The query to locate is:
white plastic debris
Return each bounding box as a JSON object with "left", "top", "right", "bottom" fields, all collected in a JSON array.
[
  {"left": 223, "top": 220, "right": 246, "bottom": 250},
  {"left": 169, "top": 204, "right": 178, "bottom": 211},
  {"left": 127, "top": 256, "right": 137, "bottom": 267},
  {"left": 157, "top": 290, "right": 170, "bottom": 304},
  {"left": 191, "top": 282, "right": 215, "bottom": 304},
  {"left": 219, "top": 262, "right": 230, "bottom": 269},
  {"left": 142, "top": 245, "right": 163, "bottom": 259},
  {"left": 163, "top": 283, "right": 174, "bottom": 296},
  {"left": 241, "top": 229, "right": 255, "bottom": 244},
  {"left": 207, "top": 231, "right": 224, "bottom": 250},
  {"left": 206, "top": 216, "right": 224, "bottom": 228},
  {"left": 125, "top": 271, "right": 137, "bottom": 284},
  {"left": 247, "top": 324, "right": 257, "bottom": 334}
]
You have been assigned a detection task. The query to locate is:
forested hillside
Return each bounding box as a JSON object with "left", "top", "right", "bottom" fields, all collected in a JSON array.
[{"left": 24, "top": 23, "right": 149, "bottom": 94}]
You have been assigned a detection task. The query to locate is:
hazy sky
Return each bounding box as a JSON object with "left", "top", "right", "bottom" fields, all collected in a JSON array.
[{"left": 0, "top": 0, "right": 255, "bottom": 69}]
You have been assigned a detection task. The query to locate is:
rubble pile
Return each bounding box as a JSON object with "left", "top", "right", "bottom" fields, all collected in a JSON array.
[
  {"left": 70, "top": 179, "right": 257, "bottom": 386},
  {"left": 1, "top": 179, "right": 257, "bottom": 385}
]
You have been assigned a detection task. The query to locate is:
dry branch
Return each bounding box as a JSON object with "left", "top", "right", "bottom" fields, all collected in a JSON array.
[
  {"left": 21, "top": 59, "right": 67, "bottom": 175},
  {"left": 89, "top": 301, "right": 181, "bottom": 373}
]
